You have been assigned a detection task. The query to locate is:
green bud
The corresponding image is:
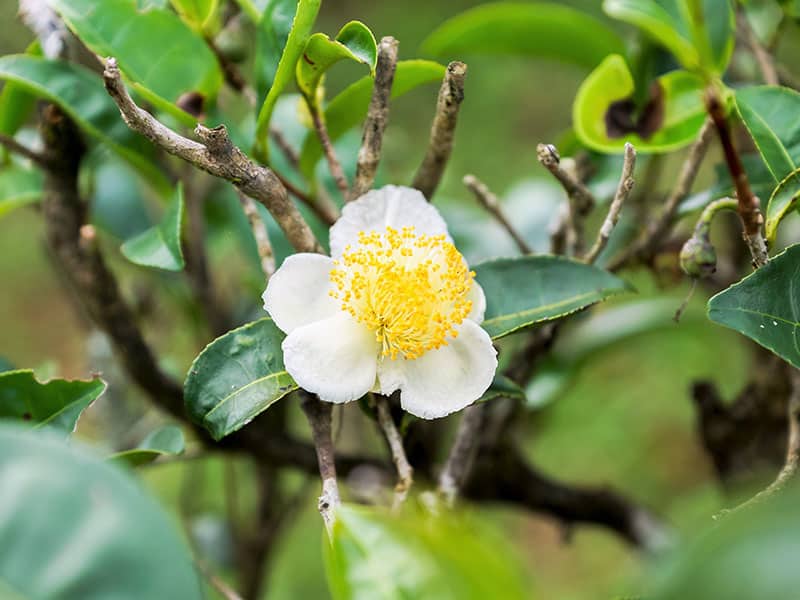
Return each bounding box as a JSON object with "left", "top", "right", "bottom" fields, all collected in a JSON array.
[{"left": 679, "top": 233, "right": 717, "bottom": 279}]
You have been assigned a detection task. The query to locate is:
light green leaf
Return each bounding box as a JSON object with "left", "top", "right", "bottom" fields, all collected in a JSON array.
[
  {"left": 121, "top": 183, "right": 185, "bottom": 271},
  {"left": 169, "top": 0, "right": 220, "bottom": 34},
  {"left": 766, "top": 167, "right": 800, "bottom": 242},
  {"left": 0, "top": 55, "right": 170, "bottom": 195},
  {"left": 184, "top": 317, "right": 297, "bottom": 440},
  {"left": 254, "top": 0, "right": 297, "bottom": 103},
  {"left": 46, "top": 0, "right": 223, "bottom": 125},
  {"left": 297, "top": 21, "right": 377, "bottom": 106},
  {"left": 0, "top": 165, "right": 42, "bottom": 219},
  {"left": 0, "top": 369, "right": 106, "bottom": 435},
  {"left": 477, "top": 374, "right": 525, "bottom": 404},
  {"left": 326, "top": 504, "right": 529, "bottom": 600},
  {"left": 573, "top": 54, "right": 706, "bottom": 154},
  {"left": 299, "top": 60, "right": 446, "bottom": 177},
  {"left": 473, "top": 255, "right": 632, "bottom": 339},
  {"left": 708, "top": 243, "right": 800, "bottom": 368},
  {"left": 109, "top": 424, "right": 185, "bottom": 466},
  {"left": 254, "top": 0, "right": 321, "bottom": 160},
  {"left": 421, "top": 2, "right": 625, "bottom": 69},
  {"left": 0, "top": 424, "right": 203, "bottom": 599},
  {"left": 0, "top": 43, "right": 41, "bottom": 151}
]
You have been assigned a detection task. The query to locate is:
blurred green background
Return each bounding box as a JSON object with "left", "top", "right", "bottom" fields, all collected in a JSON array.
[{"left": 0, "top": 0, "right": 772, "bottom": 598}]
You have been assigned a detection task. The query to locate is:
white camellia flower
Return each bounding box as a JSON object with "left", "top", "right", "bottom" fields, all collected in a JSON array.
[{"left": 263, "top": 185, "right": 497, "bottom": 419}]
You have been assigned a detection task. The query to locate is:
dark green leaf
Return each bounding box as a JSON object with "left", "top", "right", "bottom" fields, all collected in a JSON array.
[
  {"left": 121, "top": 183, "right": 185, "bottom": 271},
  {"left": 573, "top": 54, "right": 706, "bottom": 153},
  {"left": 46, "top": 0, "right": 223, "bottom": 124},
  {"left": 477, "top": 374, "right": 525, "bottom": 404},
  {"left": 298, "top": 60, "right": 446, "bottom": 177},
  {"left": 708, "top": 243, "right": 800, "bottom": 368},
  {"left": 421, "top": 2, "right": 625, "bottom": 69},
  {"left": 254, "top": 0, "right": 297, "bottom": 103},
  {"left": 326, "top": 504, "right": 528, "bottom": 600},
  {"left": 184, "top": 317, "right": 297, "bottom": 440},
  {"left": 254, "top": 0, "right": 321, "bottom": 160},
  {"left": 0, "top": 369, "right": 105, "bottom": 435},
  {"left": 0, "top": 55, "right": 170, "bottom": 194},
  {"left": 473, "top": 255, "right": 632, "bottom": 339},
  {"left": 0, "top": 164, "right": 42, "bottom": 219},
  {"left": 296, "top": 21, "right": 377, "bottom": 105},
  {"left": 109, "top": 424, "right": 185, "bottom": 466},
  {"left": 0, "top": 424, "right": 203, "bottom": 599}
]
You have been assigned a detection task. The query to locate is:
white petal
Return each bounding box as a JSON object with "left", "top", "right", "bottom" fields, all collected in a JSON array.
[
  {"left": 467, "top": 281, "right": 487, "bottom": 324},
  {"left": 262, "top": 254, "right": 339, "bottom": 334},
  {"left": 282, "top": 312, "right": 379, "bottom": 404},
  {"left": 396, "top": 320, "right": 497, "bottom": 419},
  {"left": 376, "top": 357, "right": 405, "bottom": 396},
  {"left": 329, "top": 185, "right": 450, "bottom": 257}
]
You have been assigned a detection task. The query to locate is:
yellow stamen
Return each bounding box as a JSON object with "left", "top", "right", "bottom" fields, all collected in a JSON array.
[{"left": 329, "top": 226, "right": 474, "bottom": 360}]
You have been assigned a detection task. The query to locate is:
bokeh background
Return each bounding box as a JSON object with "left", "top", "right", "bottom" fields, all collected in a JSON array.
[{"left": 1, "top": 0, "right": 790, "bottom": 597}]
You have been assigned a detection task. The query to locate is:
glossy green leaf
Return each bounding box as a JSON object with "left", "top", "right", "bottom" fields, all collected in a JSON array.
[
  {"left": 421, "top": 2, "right": 624, "bottom": 69},
  {"left": 299, "top": 60, "right": 446, "bottom": 177},
  {"left": 254, "top": 0, "right": 321, "bottom": 160},
  {"left": 0, "top": 55, "right": 170, "bottom": 194},
  {"left": 473, "top": 255, "right": 632, "bottom": 340},
  {"left": 0, "top": 424, "right": 203, "bottom": 599},
  {"left": 297, "top": 21, "right": 377, "bottom": 105},
  {"left": 766, "top": 167, "right": 800, "bottom": 241},
  {"left": 110, "top": 424, "right": 185, "bottom": 466},
  {"left": 477, "top": 374, "right": 525, "bottom": 404},
  {"left": 169, "top": 0, "right": 220, "bottom": 34},
  {"left": 0, "top": 43, "right": 41, "bottom": 150},
  {"left": 603, "top": 0, "right": 735, "bottom": 75},
  {"left": 0, "top": 165, "right": 42, "bottom": 219},
  {"left": 184, "top": 317, "right": 297, "bottom": 440},
  {"left": 573, "top": 54, "right": 706, "bottom": 154},
  {"left": 326, "top": 505, "right": 528, "bottom": 600},
  {"left": 254, "top": 0, "right": 297, "bottom": 103},
  {"left": 708, "top": 243, "right": 800, "bottom": 368},
  {"left": 46, "top": 0, "right": 223, "bottom": 124},
  {"left": 121, "top": 183, "right": 185, "bottom": 271},
  {"left": 0, "top": 369, "right": 105, "bottom": 435}
]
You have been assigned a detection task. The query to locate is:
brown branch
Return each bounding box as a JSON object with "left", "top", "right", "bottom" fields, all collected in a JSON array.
[
  {"left": 274, "top": 170, "right": 338, "bottom": 227},
  {"left": 270, "top": 127, "right": 300, "bottom": 168},
  {"left": 299, "top": 392, "right": 340, "bottom": 533},
  {"left": 236, "top": 190, "right": 275, "bottom": 278},
  {"left": 102, "top": 57, "right": 322, "bottom": 254},
  {"left": 309, "top": 102, "right": 349, "bottom": 199},
  {"left": 349, "top": 36, "right": 399, "bottom": 201},
  {"left": 0, "top": 132, "right": 49, "bottom": 167},
  {"left": 205, "top": 35, "right": 255, "bottom": 103},
  {"left": 412, "top": 61, "right": 468, "bottom": 200},
  {"left": 371, "top": 394, "right": 413, "bottom": 508},
  {"left": 463, "top": 174, "right": 531, "bottom": 254},
  {"left": 196, "top": 560, "right": 244, "bottom": 600},
  {"left": 584, "top": 142, "right": 636, "bottom": 264},
  {"left": 737, "top": 10, "right": 779, "bottom": 86},
  {"left": 438, "top": 404, "right": 486, "bottom": 506}
]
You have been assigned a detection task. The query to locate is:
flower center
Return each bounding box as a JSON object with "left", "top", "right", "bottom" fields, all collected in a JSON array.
[{"left": 329, "top": 226, "right": 474, "bottom": 360}]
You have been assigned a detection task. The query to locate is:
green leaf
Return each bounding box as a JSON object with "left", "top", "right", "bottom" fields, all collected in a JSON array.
[
  {"left": 325, "top": 504, "right": 529, "bottom": 600},
  {"left": 184, "top": 317, "right": 297, "bottom": 440},
  {"left": 169, "top": 0, "right": 220, "bottom": 34},
  {"left": 254, "top": 0, "right": 321, "bottom": 160},
  {"left": 708, "top": 243, "right": 800, "bottom": 368},
  {"left": 766, "top": 167, "right": 800, "bottom": 242},
  {"left": 121, "top": 183, "right": 185, "bottom": 271},
  {"left": 109, "top": 424, "right": 185, "bottom": 466},
  {"left": 0, "top": 424, "right": 203, "bottom": 599},
  {"left": 46, "top": 0, "right": 223, "bottom": 125},
  {"left": 0, "top": 43, "right": 41, "bottom": 150},
  {"left": 473, "top": 255, "right": 632, "bottom": 339},
  {"left": 297, "top": 21, "right": 377, "bottom": 106},
  {"left": 0, "top": 165, "right": 42, "bottom": 219},
  {"left": 0, "top": 55, "right": 170, "bottom": 195},
  {"left": 603, "top": 0, "right": 735, "bottom": 75},
  {"left": 254, "top": 0, "right": 297, "bottom": 103},
  {"left": 573, "top": 54, "right": 706, "bottom": 154},
  {"left": 477, "top": 374, "right": 525, "bottom": 404},
  {"left": 299, "top": 60, "right": 446, "bottom": 177},
  {"left": 0, "top": 369, "right": 105, "bottom": 435},
  {"left": 421, "top": 2, "right": 625, "bottom": 70}
]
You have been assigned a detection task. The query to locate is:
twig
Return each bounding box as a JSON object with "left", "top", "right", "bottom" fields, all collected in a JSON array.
[
  {"left": 196, "top": 560, "right": 245, "bottom": 600},
  {"left": 412, "top": 61, "right": 468, "bottom": 200},
  {"left": 737, "top": 10, "right": 779, "bottom": 86},
  {"left": 236, "top": 190, "right": 275, "bottom": 278},
  {"left": 274, "top": 170, "right": 338, "bottom": 226},
  {"left": 609, "top": 119, "right": 714, "bottom": 270},
  {"left": 205, "top": 35, "right": 255, "bottom": 104},
  {"left": 370, "top": 394, "right": 413, "bottom": 508},
  {"left": 705, "top": 90, "right": 768, "bottom": 268},
  {"left": 270, "top": 127, "right": 300, "bottom": 168},
  {"left": 463, "top": 174, "right": 531, "bottom": 254},
  {"left": 438, "top": 404, "right": 486, "bottom": 507},
  {"left": 583, "top": 142, "right": 636, "bottom": 264},
  {"left": 299, "top": 392, "right": 340, "bottom": 535},
  {"left": 537, "top": 143, "right": 595, "bottom": 255},
  {"left": 102, "top": 57, "right": 322, "bottom": 255},
  {"left": 0, "top": 132, "right": 48, "bottom": 167},
  {"left": 349, "top": 36, "right": 398, "bottom": 201},
  {"left": 308, "top": 102, "right": 349, "bottom": 199}
]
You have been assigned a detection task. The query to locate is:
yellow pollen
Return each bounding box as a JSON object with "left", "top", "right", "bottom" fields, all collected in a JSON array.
[{"left": 329, "top": 225, "right": 474, "bottom": 360}]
